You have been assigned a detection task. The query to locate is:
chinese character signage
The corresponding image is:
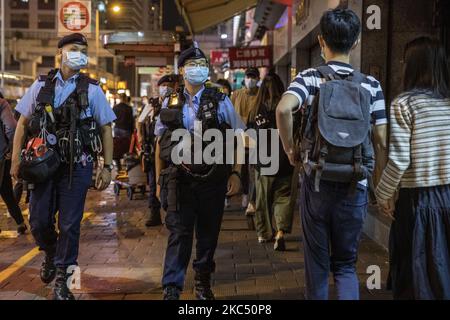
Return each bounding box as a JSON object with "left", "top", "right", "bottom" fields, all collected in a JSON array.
[
  {"left": 58, "top": 0, "right": 92, "bottom": 35},
  {"left": 228, "top": 46, "right": 273, "bottom": 69},
  {"left": 210, "top": 50, "right": 229, "bottom": 66}
]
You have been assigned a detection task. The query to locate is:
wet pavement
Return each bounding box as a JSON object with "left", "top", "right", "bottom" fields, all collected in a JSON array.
[{"left": 0, "top": 185, "right": 392, "bottom": 300}]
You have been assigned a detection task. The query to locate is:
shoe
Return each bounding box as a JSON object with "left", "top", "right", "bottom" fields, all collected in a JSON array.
[
  {"left": 53, "top": 267, "right": 75, "bottom": 300},
  {"left": 17, "top": 223, "right": 27, "bottom": 235},
  {"left": 258, "top": 237, "right": 271, "bottom": 244},
  {"left": 241, "top": 194, "right": 248, "bottom": 209},
  {"left": 274, "top": 234, "right": 286, "bottom": 251},
  {"left": 245, "top": 202, "right": 256, "bottom": 215},
  {"left": 40, "top": 253, "right": 56, "bottom": 284},
  {"left": 163, "top": 285, "right": 181, "bottom": 300},
  {"left": 145, "top": 210, "right": 162, "bottom": 227},
  {"left": 194, "top": 273, "right": 215, "bottom": 300}
]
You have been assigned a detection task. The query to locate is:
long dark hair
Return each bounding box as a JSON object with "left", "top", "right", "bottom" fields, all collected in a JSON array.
[
  {"left": 254, "top": 72, "right": 285, "bottom": 116},
  {"left": 403, "top": 37, "right": 450, "bottom": 99}
]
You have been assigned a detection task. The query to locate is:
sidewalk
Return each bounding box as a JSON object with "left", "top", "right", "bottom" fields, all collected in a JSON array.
[{"left": 0, "top": 186, "right": 391, "bottom": 300}]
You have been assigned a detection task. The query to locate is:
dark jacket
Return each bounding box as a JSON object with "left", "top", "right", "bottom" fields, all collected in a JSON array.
[
  {"left": 0, "top": 98, "right": 17, "bottom": 159},
  {"left": 113, "top": 102, "right": 134, "bottom": 134}
]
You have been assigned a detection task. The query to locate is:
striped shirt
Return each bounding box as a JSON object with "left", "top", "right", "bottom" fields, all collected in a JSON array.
[
  {"left": 376, "top": 93, "right": 450, "bottom": 201},
  {"left": 285, "top": 61, "right": 387, "bottom": 126}
]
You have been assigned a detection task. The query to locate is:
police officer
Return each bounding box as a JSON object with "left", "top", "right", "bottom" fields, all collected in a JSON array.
[
  {"left": 137, "top": 74, "right": 177, "bottom": 226},
  {"left": 10, "top": 33, "right": 116, "bottom": 300},
  {"left": 154, "top": 43, "right": 246, "bottom": 300}
]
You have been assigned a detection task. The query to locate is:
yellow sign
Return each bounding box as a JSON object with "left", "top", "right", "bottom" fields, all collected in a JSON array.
[{"left": 117, "top": 81, "right": 127, "bottom": 90}]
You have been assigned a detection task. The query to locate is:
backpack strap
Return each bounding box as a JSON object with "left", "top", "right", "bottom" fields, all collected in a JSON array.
[
  {"left": 314, "top": 142, "right": 328, "bottom": 192},
  {"left": 76, "top": 73, "right": 90, "bottom": 110},
  {"left": 316, "top": 65, "right": 338, "bottom": 81},
  {"left": 349, "top": 144, "right": 363, "bottom": 194},
  {"left": 348, "top": 70, "right": 366, "bottom": 85}
]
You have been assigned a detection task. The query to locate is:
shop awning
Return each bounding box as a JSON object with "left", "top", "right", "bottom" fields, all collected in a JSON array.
[
  {"left": 175, "top": 0, "right": 258, "bottom": 34},
  {"left": 103, "top": 31, "right": 176, "bottom": 58}
]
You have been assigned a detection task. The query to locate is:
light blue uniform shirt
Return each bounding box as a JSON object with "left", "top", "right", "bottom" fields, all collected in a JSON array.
[
  {"left": 16, "top": 70, "right": 116, "bottom": 127},
  {"left": 154, "top": 86, "right": 246, "bottom": 136}
]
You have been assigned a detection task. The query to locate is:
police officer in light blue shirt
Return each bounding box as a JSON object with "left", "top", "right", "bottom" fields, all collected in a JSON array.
[
  {"left": 154, "top": 42, "right": 246, "bottom": 300},
  {"left": 11, "top": 33, "right": 116, "bottom": 300}
]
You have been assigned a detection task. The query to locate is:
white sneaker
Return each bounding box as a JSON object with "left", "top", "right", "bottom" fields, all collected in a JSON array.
[{"left": 241, "top": 194, "right": 249, "bottom": 209}]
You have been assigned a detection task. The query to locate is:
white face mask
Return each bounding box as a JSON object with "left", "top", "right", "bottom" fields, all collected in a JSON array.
[
  {"left": 245, "top": 77, "right": 258, "bottom": 89},
  {"left": 64, "top": 51, "right": 88, "bottom": 70},
  {"left": 159, "top": 86, "right": 169, "bottom": 98}
]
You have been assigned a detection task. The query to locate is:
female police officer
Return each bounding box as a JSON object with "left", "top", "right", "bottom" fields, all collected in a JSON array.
[
  {"left": 154, "top": 43, "right": 246, "bottom": 300},
  {"left": 10, "top": 33, "right": 116, "bottom": 300}
]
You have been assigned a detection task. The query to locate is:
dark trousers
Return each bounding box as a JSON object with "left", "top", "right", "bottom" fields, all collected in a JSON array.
[
  {"left": 300, "top": 175, "right": 368, "bottom": 300},
  {"left": 0, "top": 160, "right": 24, "bottom": 225},
  {"left": 29, "top": 163, "right": 93, "bottom": 268},
  {"left": 148, "top": 164, "right": 160, "bottom": 212},
  {"left": 162, "top": 179, "right": 227, "bottom": 289}
]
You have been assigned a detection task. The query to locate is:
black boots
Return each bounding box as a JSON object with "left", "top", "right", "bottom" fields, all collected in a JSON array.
[
  {"left": 163, "top": 285, "right": 181, "bottom": 300},
  {"left": 145, "top": 209, "right": 162, "bottom": 227},
  {"left": 40, "top": 253, "right": 56, "bottom": 284},
  {"left": 53, "top": 267, "right": 75, "bottom": 300},
  {"left": 195, "top": 273, "right": 215, "bottom": 300},
  {"left": 17, "top": 223, "right": 27, "bottom": 235}
]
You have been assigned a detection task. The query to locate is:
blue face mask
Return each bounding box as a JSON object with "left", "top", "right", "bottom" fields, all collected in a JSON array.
[
  {"left": 64, "top": 51, "right": 88, "bottom": 70},
  {"left": 184, "top": 66, "right": 209, "bottom": 85}
]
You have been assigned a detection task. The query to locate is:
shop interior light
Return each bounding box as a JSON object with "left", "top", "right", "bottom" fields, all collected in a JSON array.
[{"left": 221, "top": 34, "right": 228, "bottom": 39}]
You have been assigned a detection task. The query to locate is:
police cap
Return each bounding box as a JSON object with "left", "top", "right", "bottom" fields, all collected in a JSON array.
[
  {"left": 58, "top": 33, "right": 88, "bottom": 49},
  {"left": 178, "top": 42, "right": 207, "bottom": 67},
  {"left": 157, "top": 74, "right": 177, "bottom": 86}
]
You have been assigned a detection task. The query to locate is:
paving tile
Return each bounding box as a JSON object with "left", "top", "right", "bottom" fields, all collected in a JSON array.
[{"left": 0, "top": 185, "right": 390, "bottom": 300}]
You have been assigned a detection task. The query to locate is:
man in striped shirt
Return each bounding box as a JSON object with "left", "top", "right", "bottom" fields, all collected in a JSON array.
[{"left": 276, "top": 8, "right": 388, "bottom": 300}]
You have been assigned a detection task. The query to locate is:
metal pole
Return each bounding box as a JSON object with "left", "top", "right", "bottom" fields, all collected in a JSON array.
[
  {"left": 96, "top": 9, "right": 100, "bottom": 79},
  {"left": 1, "top": 0, "right": 5, "bottom": 89}
]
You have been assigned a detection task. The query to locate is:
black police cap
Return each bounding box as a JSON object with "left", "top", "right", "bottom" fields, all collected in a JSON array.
[
  {"left": 178, "top": 42, "right": 207, "bottom": 67},
  {"left": 245, "top": 67, "right": 260, "bottom": 78},
  {"left": 157, "top": 74, "right": 177, "bottom": 86},
  {"left": 58, "top": 33, "right": 88, "bottom": 49}
]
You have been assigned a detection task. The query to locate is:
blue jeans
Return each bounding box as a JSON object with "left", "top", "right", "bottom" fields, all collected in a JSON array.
[{"left": 300, "top": 175, "right": 368, "bottom": 300}]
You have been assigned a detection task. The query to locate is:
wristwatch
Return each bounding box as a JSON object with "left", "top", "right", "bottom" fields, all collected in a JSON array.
[{"left": 104, "top": 164, "right": 113, "bottom": 172}]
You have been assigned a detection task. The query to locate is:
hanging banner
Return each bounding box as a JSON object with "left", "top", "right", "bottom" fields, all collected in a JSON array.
[
  {"left": 228, "top": 46, "right": 272, "bottom": 69},
  {"left": 58, "top": 0, "right": 92, "bottom": 36}
]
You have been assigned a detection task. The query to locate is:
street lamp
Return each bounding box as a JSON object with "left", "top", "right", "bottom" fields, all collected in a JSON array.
[{"left": 112, "top": 5, "right": 121, "bottom": 13}]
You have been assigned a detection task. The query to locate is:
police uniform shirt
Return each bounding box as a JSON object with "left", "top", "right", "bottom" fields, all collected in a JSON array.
[
  {"left": 154, "top": 85, "right": 246, "bottom": 136},
  {"left": 16, "top": 70, "right": 117, "bottom": 127}
]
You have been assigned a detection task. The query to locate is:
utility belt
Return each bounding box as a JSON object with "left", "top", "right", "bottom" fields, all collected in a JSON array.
[{"left": 158, "top": 163, "right": 230, "bottom": 212}]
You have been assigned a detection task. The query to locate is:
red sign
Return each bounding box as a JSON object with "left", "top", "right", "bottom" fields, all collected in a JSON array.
[
  {"left": 210, "top": 50, "right": 229, "bottom": 66},
  {"left": 59, "top": 1, "right": 90, "bottom": 32},
  {"left": 229, "top": 46, "right": 273, "bottom": 69}
]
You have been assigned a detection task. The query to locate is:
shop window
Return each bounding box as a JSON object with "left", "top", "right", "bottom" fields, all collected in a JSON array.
[
  {"left": 9, "top": 0, "right": 29, "bottom": 10},
  {"left": 38, "top": 0, "right": 56, "bottom": 10},
  {"left": 10, "top": 13, "right": 29, "bottom": 28},
  {"left": 38, "top": 14, "right": 55, "bottom": 29}
]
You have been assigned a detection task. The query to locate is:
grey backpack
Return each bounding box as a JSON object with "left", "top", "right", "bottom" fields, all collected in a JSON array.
[{"left": 299, "top": 65, "right": 375, "bottom": 192}]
